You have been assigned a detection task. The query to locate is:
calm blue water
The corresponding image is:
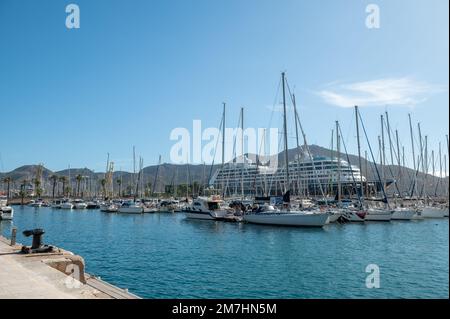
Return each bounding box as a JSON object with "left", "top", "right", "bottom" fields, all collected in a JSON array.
[{"left": 1, "top": 206, "right": 448, "bottom": 299}]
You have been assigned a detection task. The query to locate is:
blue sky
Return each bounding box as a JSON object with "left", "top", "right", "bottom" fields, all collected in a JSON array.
[{"left": 0, "top": 0, "right": 448, "bottom": 173}]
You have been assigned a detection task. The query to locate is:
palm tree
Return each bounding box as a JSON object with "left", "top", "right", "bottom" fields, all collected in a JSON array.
[
  {"left": 116, "top": 178, "right": 122, "bottom": 198},
  {"left": 2, "top": 177, "right": 12, "bottom": 200},
  {"left": 75, "top": 174, "right": 83, "bottom": 197},
  {"left": 59, "top": 176, "right": 67, "bottom": 197},
  {"left": 50, "top": 175, "right": 58, "bottom": 199},
  {"left": 33, "top": 178, "right": 42, "bottom": 198},
  {"left": 100, "top": 179, "right": 107, "bottom": 200},
  {"left": 20, "top": 179, "right": 28, "bottom": 205}
]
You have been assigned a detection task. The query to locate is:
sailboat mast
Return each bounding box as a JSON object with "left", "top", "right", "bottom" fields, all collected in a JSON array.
[
  {"left": 425, "top": 136, "right": 428, "bottom": 176},
  {"left": 241, "top": 107, "right": 244, "bottom": 198},
  {"left": 152, "top": 155, "right": 161, "bottom": 196},
  {"left": 417, "top": 123, "right": 424, "bottom": 199},
  {"left": 378, "top": 136, "right": 383, "bottom": 170},
  {"left": 293, "top": 94, "right": 301, "bottom": 196},
  {"left": 408, "top": 114, "right": 416, "bottom": 172},
  {"left": 418, "top": 123, "right": 424, "bottom": 174},
  {"left": 447, "top": 134, "right": 449, "bottom": 158},
  {"left": 380, "top": 115, "right": 386, "bottom": 191},
  {"left": 281, "top": 72, "right": 290, "bottom": 192},
  {"left": 439, "top": 142, "right": 443, "bottom": 187},
  {"left": 336, "top": 121, "right": 341, "bottom": 203},
  {"left": 329, "top": 129, "right": 334, "bottom": 197},
  {"left": 395, "top": 130, "right": 402, "bottom": 194},
  {"left": 222, "top": 103, "right": 226, "bottom": 198},
  {"left": 133, "top": 146, "right": 136, "bottom": 189},
  {"left": 431, "top": 149, "right": 436, "bottom": 195},
  {"left": 354, "top": 106, "right": 364, "bottom": 201},
  {"left": 385, "top": 111, "right": 395, "bottom": 165}
]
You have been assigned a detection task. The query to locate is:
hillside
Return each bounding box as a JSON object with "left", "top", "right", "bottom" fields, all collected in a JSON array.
[{"left": 0, "top": 145, "right": 448, "bottom": 197}]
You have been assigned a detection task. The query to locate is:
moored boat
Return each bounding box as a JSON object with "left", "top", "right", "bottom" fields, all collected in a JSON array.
[
  {"left": 0, "top": 206, "right": 13, "bottom": 220},
  {"left": 365, "top": 208, "right": 393, "bottom": 222},
  {"left": 60, "top": 201, "right": 74, "bottom": 209},
  {"left": 326, "top": 209, "right": 343, "bottom": 223},
  {"left": 0, "top": 197, "right": 13, "bottom": 220},
  {"left": 391, "top": 208, "right": 416, "bottom": 220},
  {"left": 243, "top": 208, "right": 329, "bottom": 227},
  {"left": 421, "top": 206, "right": 446, "bottom": 218},
  {"left": 183, "top": 196, "right": 228, "bottom": 220},
  {"left": 73, "top": 199, "right": 88, "bottom": 209},
  {"left": 51, "top": 200, "right": 63, "bottom": 209},
  {"left": 341, "top": 208, "right": 366, "bottom": 222},
  {"left": 118, "top": 201, "right": 143, "bottom": 214}
]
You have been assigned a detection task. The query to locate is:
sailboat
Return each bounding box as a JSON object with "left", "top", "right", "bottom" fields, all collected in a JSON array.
[
  {"left": 416, "top": 126, "right": 445, "bottom": 218},
  {"left": 382, "top": 112, "right": 414, "bottom": 220},
  {"left": 334, "top": 120, "right": 366, "bottom": 222},
  {"left": 355, "top": 107, "right": 392, "bottom": 222},
  {"left": 243, "top": 72, "right": 329, "bottom": 227}
]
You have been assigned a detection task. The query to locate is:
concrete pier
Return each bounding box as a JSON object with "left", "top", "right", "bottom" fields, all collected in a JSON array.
[{"left": 0, "top": 235, "right": 140, "bottom": 299}]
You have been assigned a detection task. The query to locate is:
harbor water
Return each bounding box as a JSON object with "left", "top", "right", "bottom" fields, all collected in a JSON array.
[{"left": 1, "top": 206, "right": 448, "bottom": 298}]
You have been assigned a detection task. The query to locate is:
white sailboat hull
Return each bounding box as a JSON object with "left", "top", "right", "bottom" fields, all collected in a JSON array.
[
  {"left": 243, "top": 211, "right": 329, "bottom": 227},
  {"left": 412, "top": 210, "right": 424, "bottom": 220},
  {"left": 391, "top": 209, "right": 415, "bottom": 220},
  {"left": 365, "top": 209, "right": 392, "bottom": 221},
  {"left": 421, "top": 207, "right": 445, "bottom": 218},
  {"left": 143, "top": 207, "right": 158, "bottom": 213},
  {"left": 118, "top": 207, "right": 143, "bottom": 214},
  {"left": 60, "top": 203, "right": 73, "bottom": 209},
  {"left": 342, "top": 210, "right": 366, "bottom": 222},
  {"left": 327, "top": 212, "right": 343, "bottom": 223}
]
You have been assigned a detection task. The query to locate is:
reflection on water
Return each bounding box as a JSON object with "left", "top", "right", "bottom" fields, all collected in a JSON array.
[{"left": 1, "top": 206, "right": 448, "bottom": 298}]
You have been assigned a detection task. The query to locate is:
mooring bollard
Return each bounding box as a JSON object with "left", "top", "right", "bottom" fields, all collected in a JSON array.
[{"left": 11, "top": 227, "right": 17, "bottom": 246}]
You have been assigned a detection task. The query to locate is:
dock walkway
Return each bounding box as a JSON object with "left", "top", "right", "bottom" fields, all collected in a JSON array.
[{"left": 0, "top": 235, "right": 140, "bottom": 299}]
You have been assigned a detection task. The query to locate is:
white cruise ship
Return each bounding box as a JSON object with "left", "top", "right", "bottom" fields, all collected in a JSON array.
[{"left": 210, "top": 155, "right": 370, "bottom": 198}]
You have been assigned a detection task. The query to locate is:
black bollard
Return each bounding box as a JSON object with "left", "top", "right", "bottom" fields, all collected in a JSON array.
[{"left": 21, "top": 229, "right": 53, "bottom": 254}]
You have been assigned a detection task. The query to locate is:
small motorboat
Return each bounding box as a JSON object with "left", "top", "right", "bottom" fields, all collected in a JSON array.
[
  {"left": 0, "top": 206, "right": 14, "bottom": 220},
  {"left": 118, "top": 201, "right": 144, "bottom": 214},
  {"left": 73, "top": 199, "right": 88, "bottom": 209}
]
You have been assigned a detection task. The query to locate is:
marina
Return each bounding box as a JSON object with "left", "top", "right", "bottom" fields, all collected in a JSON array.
[
  {"left": 0, "top": 1, "right": 448, "bottom": 302},
  {"left": 0, "top": 205, "right": 448, "bottom": 298}
]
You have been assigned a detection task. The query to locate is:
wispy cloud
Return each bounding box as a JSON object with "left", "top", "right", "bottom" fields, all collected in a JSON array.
[{"left": 317, "top": 77, "right": 447, "bottom": 108}]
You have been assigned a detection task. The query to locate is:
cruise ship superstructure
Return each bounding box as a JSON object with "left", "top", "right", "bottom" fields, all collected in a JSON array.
[{"left": 210, "top": 155, "right": 369, "bottom": 198}]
